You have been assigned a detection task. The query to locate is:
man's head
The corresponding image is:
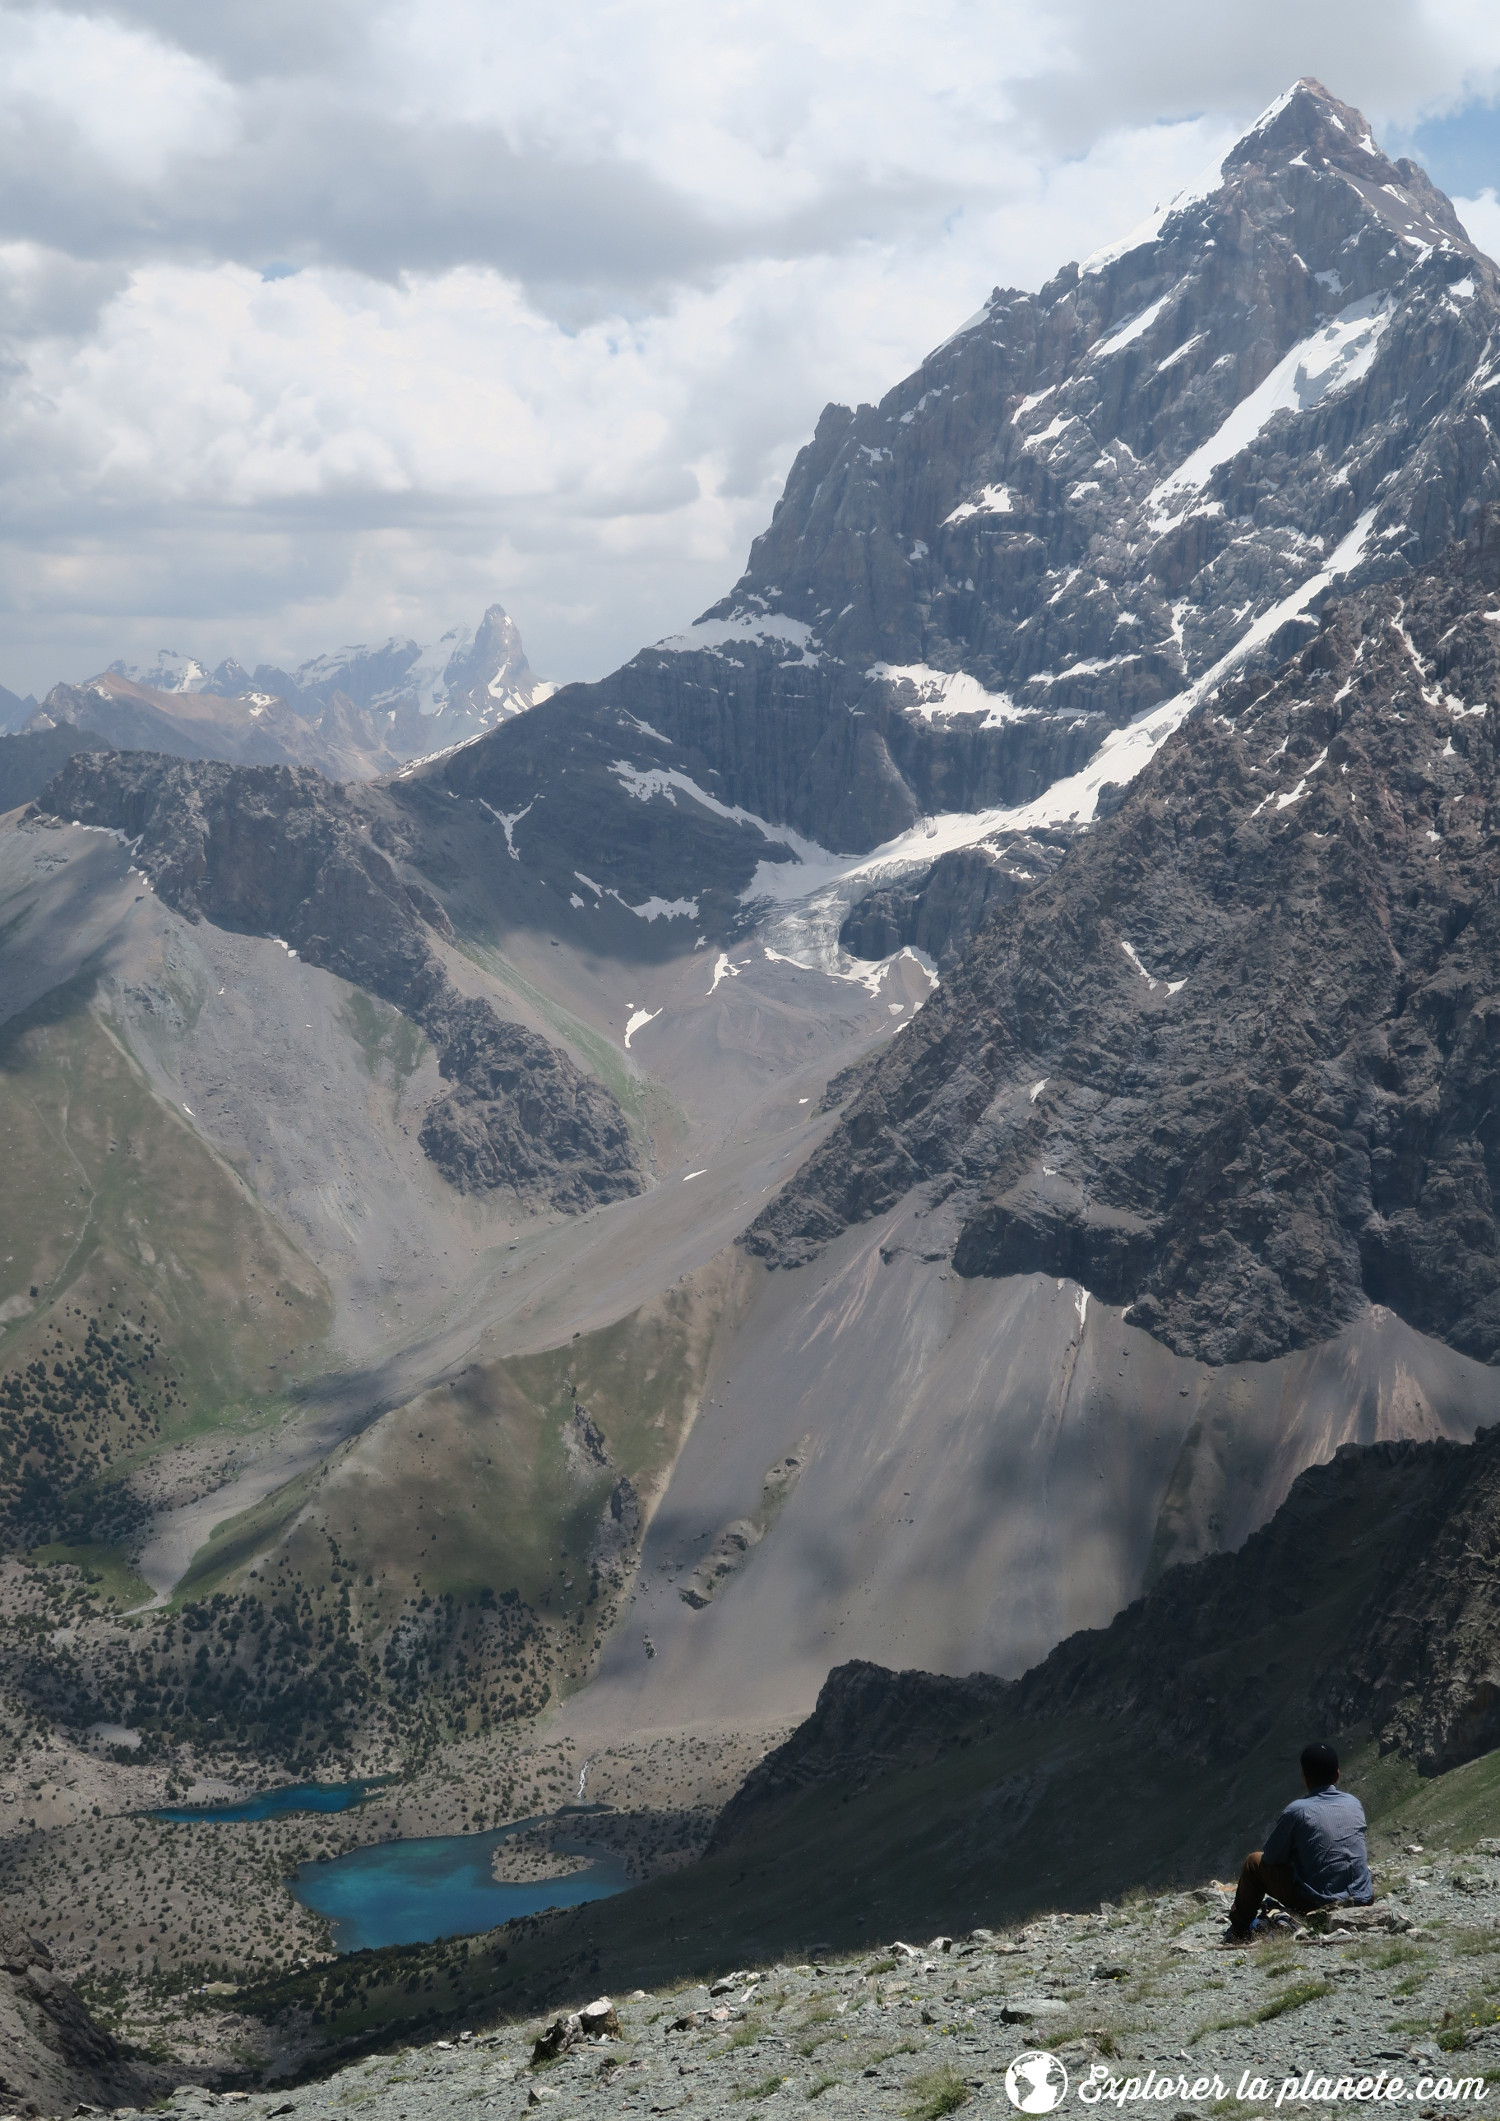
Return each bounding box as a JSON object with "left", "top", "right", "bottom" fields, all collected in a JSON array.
[{"left": 1301, "top": 1742, "right": 1340, "bottom": 1791}]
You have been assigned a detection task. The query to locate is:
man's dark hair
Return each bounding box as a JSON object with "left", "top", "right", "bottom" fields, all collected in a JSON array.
[{"left": 1301, "top": 1743, "right": 1339, "bottom": 1789}]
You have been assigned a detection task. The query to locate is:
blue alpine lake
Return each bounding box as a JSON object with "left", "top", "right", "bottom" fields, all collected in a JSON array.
[
  {"left": 153, "top": 1779, "right": 383, "bottom": 1824},
  {"left": 288, "top": 1820, "right": 631, "bottom": 1952}
]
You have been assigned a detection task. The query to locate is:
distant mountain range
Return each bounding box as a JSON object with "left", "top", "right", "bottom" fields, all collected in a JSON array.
[{"left": 3, "top": 601, "right": 550, "bottom": 780}]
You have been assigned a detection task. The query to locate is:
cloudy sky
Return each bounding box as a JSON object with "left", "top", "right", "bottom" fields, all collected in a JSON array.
[{"left": 2, "top": 0, "right": 1499, "bottom": 698}]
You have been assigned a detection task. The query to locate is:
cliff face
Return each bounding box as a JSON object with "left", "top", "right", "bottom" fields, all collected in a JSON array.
[
  {"left": 39, "top": 753, "right": 644, "bottom": 1212},
  {"left": 747, "top": 517, "right": 1500, "bottom": 1367}
]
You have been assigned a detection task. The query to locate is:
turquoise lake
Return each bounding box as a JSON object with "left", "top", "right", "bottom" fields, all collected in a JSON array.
[
  {"left": 153, "top": 1779, "right": 381, "bottom": 1824},
  {"left": 155, "top": 1787, "right": 630, "bottom": 1951},
  {"left": 289, "top": 1822, "right": 631, "bottom": 1952}
]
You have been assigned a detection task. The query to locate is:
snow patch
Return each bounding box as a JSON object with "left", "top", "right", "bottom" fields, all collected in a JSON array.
[
  {"left": 1022, "top": 413, "right": 1070, "bottom": 451},
  {"left": 478, "top": 797, "right": 532, "bottom": 859},
  {"left": 656, "top": 612, "right": 820, "bottom": 664},
  {"left": 869, "top": 663, "right": 1029, "bottom": 727},
  {"left": 1147, "top": 300, "right": 1392, "bottom": 522},
  {"left": 1157, "top": 333, "right": 1206, "bottom": 374},
  {"left": 944, "top": 484, "right": 1014, "bottom": 525},
  {"left": 630, "top": 896, "right": 698, "bottom": 922},
  {"left": 623, "top": 1008, "right": 660, "bottom": 1049},
  {"left": 1093, "top": 292, "right": 1172, "bottom": 361}
]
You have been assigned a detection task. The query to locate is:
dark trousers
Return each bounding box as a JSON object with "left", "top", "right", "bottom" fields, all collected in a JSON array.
[{"left": 1230, "top": 1850, "right": 1325, "bottom": 1932}]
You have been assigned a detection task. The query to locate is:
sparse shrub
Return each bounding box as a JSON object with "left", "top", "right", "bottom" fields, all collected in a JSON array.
[{"left": 905, "top": 2062, "right": 971, "bottom": 2117}]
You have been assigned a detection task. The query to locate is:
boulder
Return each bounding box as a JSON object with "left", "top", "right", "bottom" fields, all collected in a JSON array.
[
  {"left": 531, "top": 1997, "right": 620, "bottom": 2062},
  {"left": 530, "top": 2014, "right": 582, "bottom": 2064}
]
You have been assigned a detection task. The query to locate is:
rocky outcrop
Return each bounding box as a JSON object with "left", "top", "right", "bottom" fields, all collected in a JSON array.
[
  {"left": 1329, "top": 1426, "right": 1500, "bottom": 1775},
  {"left": 0, "top": 1918, "right": 163, "bottom": 2116},
  {"left": 709, "top": 1660, "right": 1011, "bottom": 1851},
  {"left": 37, "top": 752, "right": 643, "bottom": 1212},
  {"left": 1016, "top": 1422, "right": 1500, "bottom": 1786},
  {"left": 416, "top": 998, "right": 637, "bottom": 1208},
  {"left": 838, "top": 844, "right": 1051, "bottom": 968},
  {"left": 748, "top": 515, "right": 1500, "bottom": 1367}
]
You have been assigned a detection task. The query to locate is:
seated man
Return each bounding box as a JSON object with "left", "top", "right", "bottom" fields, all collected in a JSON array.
[{"left": 1227, "top": 1743, "right": 1374, "bottom": 1939}]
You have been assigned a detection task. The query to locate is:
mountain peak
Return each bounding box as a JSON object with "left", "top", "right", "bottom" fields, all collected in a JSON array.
[
  {"left": 1227, "top": 76, "right": 1380, "bottom": 167},
  {"left": 1221, "top": 77, "right": 1473, "bottom": 252},
  {"left": 1083, "top": 78, "right": 1476, "bottom": 280}
]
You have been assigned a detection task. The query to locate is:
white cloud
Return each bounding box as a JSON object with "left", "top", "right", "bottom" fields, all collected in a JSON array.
[
  {"left": 1455, "top": 187, "right": 1500, "bottom": 260},
  {"left": 0, "top": 0, "right": 1497, "bottom": 696},
  {"left": 0, "top": 9, "right": 235, "bottom": 183}
]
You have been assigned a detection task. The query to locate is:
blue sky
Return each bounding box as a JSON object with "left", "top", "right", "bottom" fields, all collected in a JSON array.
[{"left": 1394, "top": 99, "right": 1500, "bottom": 194}]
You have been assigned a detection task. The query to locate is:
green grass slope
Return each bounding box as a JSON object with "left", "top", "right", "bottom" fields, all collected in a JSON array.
[{"left": 0, "top": 976, "right": 332, "bottom": 1561}]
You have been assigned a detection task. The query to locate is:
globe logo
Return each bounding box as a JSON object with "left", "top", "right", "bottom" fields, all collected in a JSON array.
[{"left": 1005, "top": 2050, "right": 1069, "bottom": 2112}]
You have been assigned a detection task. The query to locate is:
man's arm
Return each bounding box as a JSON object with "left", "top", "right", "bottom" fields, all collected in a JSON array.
[{"left": 1261, "top": 1805, "right": 1298, "bottom": 1866}]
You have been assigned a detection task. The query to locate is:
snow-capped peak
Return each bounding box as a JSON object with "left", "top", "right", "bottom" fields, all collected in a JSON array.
[{"left": 107, "top": 650, "right": 212, "bottom": 694}]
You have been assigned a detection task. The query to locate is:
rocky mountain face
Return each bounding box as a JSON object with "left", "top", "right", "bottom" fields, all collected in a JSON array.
[
  {"left": 0, "top": 1918, "right": 163, "bottom": 2117},
  {"left": 1018, "top": 1424, "right": 1500, "bottom": 1777},
  {"left": 435, "top": 78, "right": 1500, "bottom": 945},
  {"left": 749, "top": 513, "right": 1500, "bottom": 1367},
  {"left": 39, "top": 752, "right": 643, "bottom": 1212},
  {"left": 836, "top": 842, "right": 1044, "bottom": 968},
  {"left": 18, "top": 603, "right": 544, "bottom": 787}
]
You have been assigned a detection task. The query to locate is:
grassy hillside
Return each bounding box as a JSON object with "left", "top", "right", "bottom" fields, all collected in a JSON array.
[
  {"left": 0, "top": 1255, "right": 748, "bottom": 1787},
  {"left": 172, "top": 1254, "right": 743, "bottom": 1730},
  {"left": 0, "top": 977, "right": 332, "bottom": 1561}
]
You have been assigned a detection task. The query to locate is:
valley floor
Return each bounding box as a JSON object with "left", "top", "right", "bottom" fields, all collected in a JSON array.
[{"left": 0, "top": 1712, "right": 784, "bottom": 2076}]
